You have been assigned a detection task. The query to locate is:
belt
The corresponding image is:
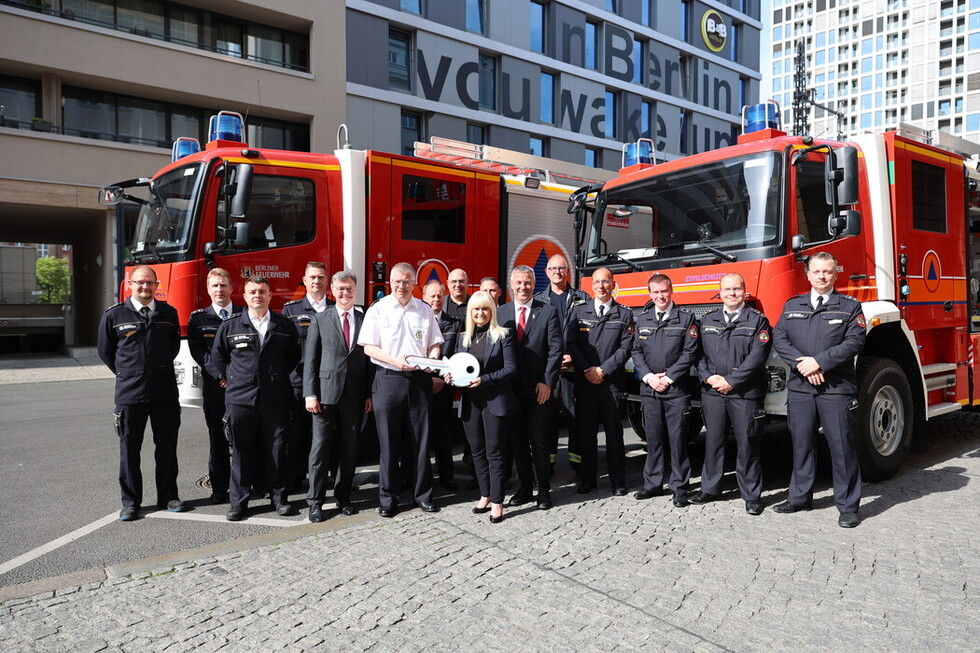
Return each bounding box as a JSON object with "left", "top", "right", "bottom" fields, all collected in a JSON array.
[{"left": 378, "top": 367, "right": 419, "bottom": 378}]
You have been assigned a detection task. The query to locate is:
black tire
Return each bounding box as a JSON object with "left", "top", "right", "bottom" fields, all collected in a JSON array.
[
  {"left": 626, "top": 399, "right": 645, "bottom": 441},
  {"left": 855, "top": 357, "right": 913, "bottom": 481}
]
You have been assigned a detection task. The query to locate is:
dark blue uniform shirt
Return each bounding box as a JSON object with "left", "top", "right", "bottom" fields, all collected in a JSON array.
[
  {"left": 696, "top": 306, "right": 772, "bottom": 400},
  {"left": 98, "top": 300, "right": 180, "bottom": 405}
]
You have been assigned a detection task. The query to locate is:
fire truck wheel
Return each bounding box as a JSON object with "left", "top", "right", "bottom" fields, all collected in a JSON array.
[
  {"left": 855, "top": 357, "right": 913, "bottom": 481},
  {"left": 626, "top": 400, "right": 646, "bottom": 441}
]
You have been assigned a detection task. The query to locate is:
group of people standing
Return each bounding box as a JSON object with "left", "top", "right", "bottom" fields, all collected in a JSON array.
[{"left": 97, "top": 250, "right": 867, "bottom": 529}]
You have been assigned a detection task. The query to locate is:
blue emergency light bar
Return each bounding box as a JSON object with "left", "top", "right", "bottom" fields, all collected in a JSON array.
[
  {"left": 741, "top": 101, "right": 781, "bottom": 134},
  {"left": 171, "top": 137, "right": 201, "bottom": 162},
  {"left": 622, "top": 138, "right": 655, "bottom": 167},
  {"left": 208, "top": 111, "right": 246, "bottom": 143}
]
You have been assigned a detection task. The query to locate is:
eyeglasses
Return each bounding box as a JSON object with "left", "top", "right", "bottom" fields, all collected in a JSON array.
[
  {"left": 449, "top": 279, "right": 467, "bottom": 285},
  {"left": 391, "top": 280, "right": 413, "bottom": 287},
  {"left": 546, "top": 266, "right": 568, "bottom": 272},
  {"left": 130, "top": 280, "right": 157, "bottom": 286}
]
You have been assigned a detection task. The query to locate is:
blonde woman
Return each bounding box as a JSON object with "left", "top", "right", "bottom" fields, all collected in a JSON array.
[{"left": 447, "top": 291, "right": 519, "bottom": 523}]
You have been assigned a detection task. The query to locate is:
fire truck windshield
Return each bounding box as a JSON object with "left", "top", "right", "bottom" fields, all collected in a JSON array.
[
  {"left": 130, "top": 163, "right": 205, "bottom": 263},
  {"left": 586, "top": 152, "right": 782, "bottom": 267}
]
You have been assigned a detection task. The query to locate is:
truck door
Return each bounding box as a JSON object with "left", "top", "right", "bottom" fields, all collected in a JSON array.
[
  {"left": 890, "top": 139, "right": 967, "bottom": 330},
  {"left": 209, "top": 163, "right": 327, "bottom": 309},
  {"left": 386, "top": 159, "right": 477, "bottom": 294}
]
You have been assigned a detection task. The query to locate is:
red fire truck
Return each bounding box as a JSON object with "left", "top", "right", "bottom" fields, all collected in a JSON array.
[
  {"left": 567, "top": 107, "right": 980, "bottom": 480},
  {"left": 99, "top": 112, "right": 613, "bottom": 409}
]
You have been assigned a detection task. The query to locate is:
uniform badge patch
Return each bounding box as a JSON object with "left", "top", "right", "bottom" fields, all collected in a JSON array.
[
  {"left": 856, "top": 314, "right": 866, "bottom": 328},
  {"left": 758, "top": 330, "right": 770, "bottom": 343},
  {"left": 688, "top": 325, "right": 699, "bottom": 338}
]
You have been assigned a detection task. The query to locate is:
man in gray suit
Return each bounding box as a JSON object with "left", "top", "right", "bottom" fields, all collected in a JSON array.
[{"left": 303, "top": 270, "right": 373, "bottom": 522}]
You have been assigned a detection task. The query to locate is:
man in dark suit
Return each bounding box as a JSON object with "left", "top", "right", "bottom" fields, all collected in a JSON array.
[
  {"left": 695, "top": 273, "right": 771, "bottom": 515},
  {"left": 566, "top": 267, "right": 634, "bottom": 495},
  {"left": 773, "top": 252, "right": 866, "bottom": 528},
  {"left": 282, "top": 261, "right": 334, "bottom": 493},
  {"left": 187, "top": 267, "right": 240, "bottom": 504},
  {"left": 632, "top": 273, "right": 701, "bottom": 508},
  {"left": 210, "top": 276, "right": 301, "bottom": 521},
  {"left": 535, "top": 254, "right": 590, "bottom": 472},
  {"left": 98, "top": 265, "right": 186, "bottom": 521},
  {"left": 422, "top": 280, "right": 463, "bottom": 490},
  {"left": 303, "top": 271, "right": 373, "bottom": 522},
  {"left": 498, "top": 265, "right": 562, "bottom": 510}
]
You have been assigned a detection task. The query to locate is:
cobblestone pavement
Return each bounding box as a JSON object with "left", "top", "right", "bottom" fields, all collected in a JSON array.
[{"left": 2, "top": 413, "right": 979, "bottom": 652}]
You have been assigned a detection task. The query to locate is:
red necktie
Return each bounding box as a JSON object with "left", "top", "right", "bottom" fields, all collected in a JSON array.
[
  {"left": 517, "top": 306, "right": 527, "bottom": 340},
  {"left": 342, "top": 311, "right": 351, "bottom": 350}
]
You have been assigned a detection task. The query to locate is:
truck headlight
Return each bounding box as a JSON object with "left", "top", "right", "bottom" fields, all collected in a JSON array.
[
  {"left": 767, "top": 365, "right": 786, "bottom": 393},
  {"left": 192, "top": 365, "right": 202, "bottom": 388},
  {"left": 174, "top": 360, "right": 185, "bottom": 386}
]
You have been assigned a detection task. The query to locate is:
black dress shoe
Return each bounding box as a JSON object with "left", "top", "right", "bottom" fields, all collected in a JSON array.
[
  {"left": 417, "top": 501, "right": 440, "bottom": 513},
  {"left": 689, "top": 491, "right": 719, "bottom": 505},
  {"left": 275, "top": 502, "right": 297, "bottom": 517},
  {"left": 672, "top": 494, "right": 689, "bottom": 508},
  {"left": 745, "top": 500, "right": 764, "bottom": 516},
  {"left": 472, "top": 502, "right": 491, "bottom": 514},
  {"left": 489, "top": 512, "right": 504, "bottom": 524},
  {"left": 507, "top": 490, "right": 533, "bottom": 507},
  {"left": 119, "top": 506, "right": 139, "bottom": 521},
  {"left": 378, "top": 505, "right": 396, "bottom": 518},
  {"left": 576, "top": 481, "right": 596, "bottom": 494},
  {"left": 340, "top": 504, "right": 359, "bottom": 516},
  {"left": 536, "top": 495, "right": 553, "bottom": 510},
  {"left": 612, "top": 487, "right": 628, "bottom": 497},
  {"left": 166, "top": 499, "right": 188, "bottom": 513},
  {"left": 209, "top": 492, "right": 228, "bottom": 505},
  {"left": 226, "top": 505, "right": 246, "bottom": 521},
  {"left": 838, "top": 512, "right": 860, "bottom": 528},
  {"left": 772, "top": 500, "right": 813, "bottom": 514},
  {"left": 634, "top": 487, "right": 666, "bottom": 500},
  {"left": 308, "top": 504, "right": 325, "bottom": 523}
]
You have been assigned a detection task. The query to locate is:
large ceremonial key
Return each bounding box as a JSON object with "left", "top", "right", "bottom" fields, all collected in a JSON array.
[{"left": 405, "top": 352, "right": 481, "bottom": 387}]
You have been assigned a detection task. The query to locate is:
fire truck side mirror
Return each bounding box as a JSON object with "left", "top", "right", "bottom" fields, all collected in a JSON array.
[
  {"left": 228, "top": 164, "right": 254, "bottom": 220},
  {"left": 825, "top": 146, "right": 859, "bottom": 207},
  {"left": 99, "top": 186, "right": 125, "bottom": 206},
  {"left": 791, "top": 233, "right": 806, "bottom": 254},
  {"left": 231, "top": 222, "right": 250, "bottom": 248}
]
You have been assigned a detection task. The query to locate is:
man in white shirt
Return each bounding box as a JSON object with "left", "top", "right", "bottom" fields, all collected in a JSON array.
[{"left": 358, "top": 263, "right": 444, "bottom": 517}]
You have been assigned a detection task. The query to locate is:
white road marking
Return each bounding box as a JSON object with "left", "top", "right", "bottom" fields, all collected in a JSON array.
[
  {"left": 0, "top": 509, "right": 303, "bottom": 577},
  {"left": 0, "top": 512, "right": 118, "bottom": 576},
  {"left": 145, "top": 511, "right": 299, "bottom": 528}
]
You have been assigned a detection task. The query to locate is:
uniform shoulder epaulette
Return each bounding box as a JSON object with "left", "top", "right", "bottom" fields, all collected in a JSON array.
[
  {"left": 105, "top": 302, "right": 123, "bottom": 311},
  {"left": 283, "top": 299, "right": 302, "bottom": 306},
  {"left": 838, "top": 293, "right": 860, "bottom": 303},
  {"left": 747, "top": 306, "right": 765, "bottom": 316},
  {"left": 677, "top": 307, "right": 694, "bottom": 315},
  {"left": 190, "top": 307, "right": 207, "bottom": 315}
]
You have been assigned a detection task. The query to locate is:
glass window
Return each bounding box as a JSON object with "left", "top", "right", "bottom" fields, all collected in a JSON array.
[
  {"left": 215, "top": 20, "right": 243, "bottom": 57},
  {"left": 605, "top": 91, "right": 617, "bottom": 139},
  {"left": 970, "top": 12, "right": 980, "bottom": 30},
  {"left": 117, "top": 0, "right": 165, "bottom": 38},
  {"left": 540, "top": 72, "right": 554, "bottom": 124},
  {"left": 642, "top": 101, "right": 653, "bottom": 138},
  {"left": 479, "top": 54, "right": 496, "bottom": 110},
  {"left": 641, "top": 0, "right": 652, "bottom": 26},
  {"left": 970, "top": 32, "right": 980, "bottom": 50},
  {"left": 466, "top": 123, "right": 485, "bottom": 145},
  {"left": 117, "top": 96, "right": 167, "bottom": 147},
  {"left": 585, "top": 22, "right": 598, "bottom": 69},
  {"left": 247, "top": 116, "right": 310, "bottom": 151},
  {"left": 401, "top": 174, "right": 466, "bottom": 243},
  {"left": 606, "top": 0, "right": 617, "bottom": 13},
  {"left": 466, "top": 0, "right": 485, "bottom": 34},
  {"left": 389, "top": 29, "right": 411, "bottom": 92},
  {"left": 63, "top": 88, "right": 115, "bottom": 140},
  {"left": 633, "top": 40, "right": 644, "bottom": 84},
  {"left": 232, "top": 175, "right": 317, "bottom": 251},
  {"left": 967, "top": 114, "right": 980, "bottom": 132},
  {"left": 585, "top": 148, "right": 599, "bottom": 167},
  {"left": 247, "top": 24, "right": 285, "bottom": 65},
  {"left": 283, "top": 32, "right": 309, "bottom": 71},
  {"left": 530, "top": 3, "right": 544, "bottom": 53},
  {"left": 401, "top": 111, "right": 421, "bottom": 157},
  {"left": 170, "top": 108, "right": 203, "bottom": 142},
  {"left": 62, "top": 0, "right": 114, "bottom": 26},
  {"left": 0, "top": 75, "right": 40, "bottom": 127},
  {"left": 401, "top": 0, "right": 422, "bottom": 14},
  {"left": 911, "top": 161, "right": 946, "bottom": 233},
  {"left": 168, "top": 5, "right": 199, "bottom": 45},
  {"left": 816, "top": 50, "right": 826, "bottom": 65},
  {"left": 795, "top": 160, "right": 834, "bottom": 244},
  {"left": 529, "top": 136, "right": 546, "bottom": 156}
]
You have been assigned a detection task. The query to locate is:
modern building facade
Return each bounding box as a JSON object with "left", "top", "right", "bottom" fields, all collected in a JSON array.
[
  {"left": 0, "top": 0, "right": 761, "bottom": 346},
  {"left": 768, "top": 0, "right": 980, "bottom": 143}
]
